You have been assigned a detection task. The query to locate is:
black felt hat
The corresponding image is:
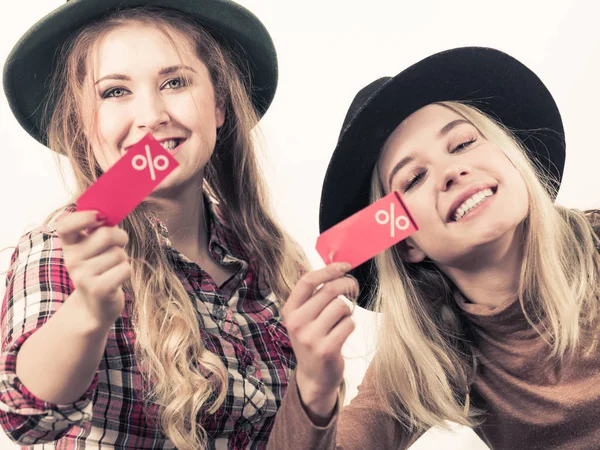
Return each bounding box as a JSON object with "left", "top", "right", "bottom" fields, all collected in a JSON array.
[
  {"left": 319, "top": 46, "right": 565, "bottom": 309},
  {"left": 3, "top": 0, "right": 277, "bottom": 147}
]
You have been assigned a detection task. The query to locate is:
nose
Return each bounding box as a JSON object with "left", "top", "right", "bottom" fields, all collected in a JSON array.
[
  {"left": 134, "top": 92, "right": 170, "bottom": 131},
  {"left": 441, "top": 164, "right": 470, "bottom": 191}
]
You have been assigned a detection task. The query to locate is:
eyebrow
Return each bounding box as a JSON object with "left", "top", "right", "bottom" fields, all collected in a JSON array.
[
  {"left": 438, "top": 119, "right": 471, "bottom": 137},
  {"left": 387, "top": 118, "right": 472, "bottom": 190},
  {"left": 94, "top": 65, "right": 197, "bottom": 85}
]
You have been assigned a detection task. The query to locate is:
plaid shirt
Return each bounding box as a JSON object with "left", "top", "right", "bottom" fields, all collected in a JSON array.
[{"left": 0, "top": 201, "right": 297, "bottom": 449}]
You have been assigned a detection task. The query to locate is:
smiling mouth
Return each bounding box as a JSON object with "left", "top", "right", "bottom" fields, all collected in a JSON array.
[
  {"left": 450, "top": 187, "right": 497, "bottom": 222},
  {"left": 160, "top": 138, "right": 184, "bottom": 151},
  {"left": 123, "top": 138, "right": 185, "bottom": 153}
]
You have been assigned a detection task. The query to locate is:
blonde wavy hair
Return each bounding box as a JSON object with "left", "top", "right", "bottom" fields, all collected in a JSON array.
[
  {"left": 369, "top": 101, "right": 600, "bottom": 435},
  {"left": 43, "top": 7, "right": 306, "bottom": 449}
]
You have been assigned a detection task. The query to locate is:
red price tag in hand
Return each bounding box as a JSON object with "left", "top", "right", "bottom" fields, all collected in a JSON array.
[
  {"left": 316, "top": 191, "right": 418, "bottom": 269},
  {"left": 76, "top": 134, "right": 179, "bottom": 226}
]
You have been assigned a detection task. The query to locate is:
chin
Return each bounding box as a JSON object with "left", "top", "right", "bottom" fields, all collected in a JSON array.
[{"left": 155, "top": 172, "right": 204, "bottom": 195}]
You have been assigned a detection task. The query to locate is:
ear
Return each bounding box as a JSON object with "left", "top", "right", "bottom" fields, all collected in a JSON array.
[
  {"left": 215, "top": 102, "right": 225, "bottom": 129},
  {"left": 400, "top": 238, "right": 427, "bottom": 263}
]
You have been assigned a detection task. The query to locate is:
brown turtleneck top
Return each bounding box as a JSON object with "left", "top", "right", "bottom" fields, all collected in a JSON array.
[{"left": 268, "top": 211, "right": 600, "bottom": 450}]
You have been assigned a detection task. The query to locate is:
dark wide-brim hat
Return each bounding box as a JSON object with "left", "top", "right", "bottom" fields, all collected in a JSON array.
[
  {"left": 3, "top": 0, "right": 277, "bottom": 147},
  {"left": 319, "top": 46, "right": 565, "bottom": 309}
]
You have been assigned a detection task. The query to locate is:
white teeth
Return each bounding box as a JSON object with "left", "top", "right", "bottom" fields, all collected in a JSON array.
[
  {"left": 453, "top": 188, "right": 494, "bottom": 221},
  {"left": 160, "top": 139, "right": 179, "bottom": 151}
]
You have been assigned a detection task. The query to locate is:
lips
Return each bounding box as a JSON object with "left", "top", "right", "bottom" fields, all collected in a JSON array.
[{"left": 447, "top": 184, "right": 497, "bottom": 222}]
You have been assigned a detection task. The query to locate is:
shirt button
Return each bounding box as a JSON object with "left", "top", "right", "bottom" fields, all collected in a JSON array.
[
  {"left": 239, "top": 421, "right": 252, "bottom": 431},
  {"left": 214, "top": 306, "right": 227, "bottom": 320},
  {"left": 246, "top": 364, "right": 256, "bottom": 375}
]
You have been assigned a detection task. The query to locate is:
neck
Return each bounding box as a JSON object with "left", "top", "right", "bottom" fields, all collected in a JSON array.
[
  {"left": 148, "top": 176, "right": 209, "bottom": 259},
  {"left": 441, "top": 225, "right": 525, "bottom": 308}
]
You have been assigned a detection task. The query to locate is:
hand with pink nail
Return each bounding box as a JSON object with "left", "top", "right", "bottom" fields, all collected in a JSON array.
[{"left": 55, "top": 211, "right": 131, "bottom": 328}]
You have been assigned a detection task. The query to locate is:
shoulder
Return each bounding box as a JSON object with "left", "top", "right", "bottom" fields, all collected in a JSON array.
[
  {"left": 584, "top": 209, "right": 600, "bottom": 239},
  {"left": 585, "top": 209, "right": 600, "bottom": 227},
  {"left": 581, "top": 210, "right": 600, "bottom": 255}
]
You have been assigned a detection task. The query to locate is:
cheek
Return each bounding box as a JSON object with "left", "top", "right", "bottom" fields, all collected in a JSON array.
[
  {"left": 485, "top": 146, "right": 514, "bottom": 174},
  {"left": 404, "top": 197, "right": 436, "bottom": 237},
  {"left": 95, "top": 105, "right": 130, "bottom": 147},
  {"left": 175, "top": 96, "right": 217, "bottom": 131},
  {"left": 494, "top": 156, "right": 527, "bottom": 195},
  {"left": 91, "top": 147, "right": 113, "bottom": 173},
  {"left": 90, "top": 106, "right": 128, "bottom": 171},
  {"left": 511, "top": 170, "right": 530, "bottom": 214}
]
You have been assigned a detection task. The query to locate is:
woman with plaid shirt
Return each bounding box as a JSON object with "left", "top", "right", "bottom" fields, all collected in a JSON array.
[{"left": 0, "top": 1, "right": 308, "bottom": 448}]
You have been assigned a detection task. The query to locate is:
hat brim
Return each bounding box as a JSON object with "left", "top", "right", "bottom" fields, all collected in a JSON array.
[
  {"left": 3, "top": 0, "right": 277, "bottom": 146},
  {"left": 319, "top": 47, "right": 565, "bottom": 309}
]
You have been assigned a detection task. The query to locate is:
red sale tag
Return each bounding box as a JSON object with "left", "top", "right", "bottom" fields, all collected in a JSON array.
[
  {"left": 76, "top": 134, "right": 179, "bottom": 226},
  {"left": 316, "top": 191, "right": 418, "bottom": 269}
]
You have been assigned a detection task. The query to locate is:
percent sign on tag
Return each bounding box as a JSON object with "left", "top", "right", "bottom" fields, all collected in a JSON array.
[
  {"left": 316, "top": 191, "right": 418, "bottom": 269},
  {"left": 76, "top": 134, "right": 179, "bottom": 226},
  {"left": 131, "top": 144, "right": 170, "bottom": 181}
]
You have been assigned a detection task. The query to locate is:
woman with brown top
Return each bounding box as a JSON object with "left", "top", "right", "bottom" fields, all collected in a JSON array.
[{"left": 268, "top": 47, "right": 600, "bottom": 449}]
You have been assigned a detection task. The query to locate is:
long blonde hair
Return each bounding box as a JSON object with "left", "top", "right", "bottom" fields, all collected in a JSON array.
[
  {"left": 44, "top": 7, "right": 306, "bottom": 449},
  {"left": 369, "top": 101, "right": 600, "bottom": 434}
]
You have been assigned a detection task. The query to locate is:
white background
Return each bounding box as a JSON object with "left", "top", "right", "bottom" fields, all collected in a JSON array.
[{"left": 1, "top": 1, "right": 599, "bottom": 448}]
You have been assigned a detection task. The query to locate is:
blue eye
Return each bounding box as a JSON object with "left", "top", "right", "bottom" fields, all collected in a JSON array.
[
  {"left": 102, "top": 87, "right": 129, "bottom": 99},
  {"left": 163, "top": 77, "right": 187, "bottom": 89}
]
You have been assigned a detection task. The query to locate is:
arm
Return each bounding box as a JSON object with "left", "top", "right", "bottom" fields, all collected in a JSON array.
[
  {"left": 15, "top": 292, "right": 112, "bottom": 404},
  {"left": 268, "top": 365, "right": 421, "bottom": 450},
  {"left": 266, "top": 263, "right": 421, "bottom": 449},
  {"left": 0, "top": 228, "right": 98, "bottom": 444},
  {"left": 0, "top": 211, "right": 130, "bottom": 445}
]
